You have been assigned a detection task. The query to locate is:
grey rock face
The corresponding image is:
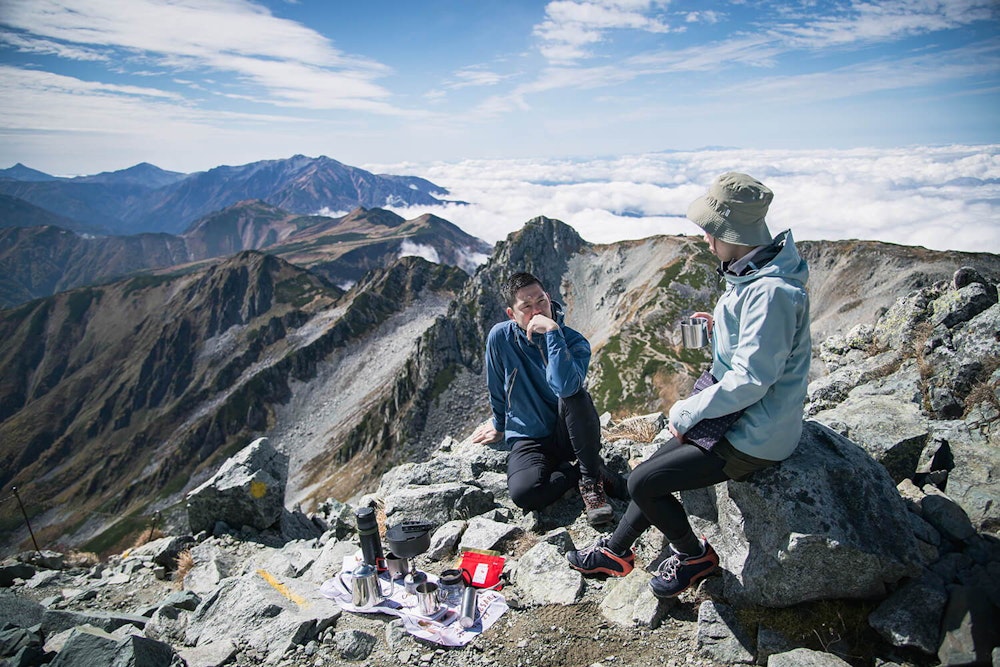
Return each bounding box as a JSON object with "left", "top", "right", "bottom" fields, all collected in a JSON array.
[
  {"left": 513, "top": 542, "right": 583, "bottom": 606},
  {"left": 696, "top": 600, "right": 755, "bottom": 664},
  {"left": 382, "top": 482, "right": 495, "bottom": 525},
  {"left": 937, "top": 585, "right": 1000, "bottom": 667},
  {"left": 333, "top": 629, "right": 376, "bottom": 661},
  {"left": 186, "top": 437, "right": 289, "bottom": 535},
  {"left": 127, "top": 536, "right": 195, "bottom": 570},
  {"left": 766, "top": 647, "right": 852, "bottom": 666},
  {"left": 868, "top": 578, "right": 948, "bottom": 654},
  {"left": 456, "top": 517, "right": 523, "bottom": 553},
  {"left": 685, "top": 421, "right": 922, "bottom": 607},
  {"left": 599, "top": 569, "right": 669, "bottom": 629},
  {"left": 183, "top": 567, "right": 341, "bottom": 663},
  {"left": 48, "top": 625, "right": 182, "bottom": 667}
]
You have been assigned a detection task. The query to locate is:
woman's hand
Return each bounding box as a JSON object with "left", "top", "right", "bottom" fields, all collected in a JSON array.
[
  {"left": 668, "top": 422, "right": 685, "bottom": 443},
  {"left": 692, "top": 311, "right": 714, "bottom": 336}
]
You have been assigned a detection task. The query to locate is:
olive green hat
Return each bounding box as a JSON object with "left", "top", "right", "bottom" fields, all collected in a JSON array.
[{"left": 686, "top": 172, "right": 773, "bottom": 246}]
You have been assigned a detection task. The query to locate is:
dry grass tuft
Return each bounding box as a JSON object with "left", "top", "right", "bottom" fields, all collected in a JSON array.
[
  {"left": 64, "top": 550, "right": 100, "bottom": 568},
  {"left": 964, "top": 356, "right": 1000, "bottom": 426},
  {"left": 130, "top": 527, "right": 165, "bottom": 550},
  {"left": 173, "top": 549, "right": 194, "bottom": 589},
  {"left": 602, "top": 414, "right": 660, "bottom": 443}
]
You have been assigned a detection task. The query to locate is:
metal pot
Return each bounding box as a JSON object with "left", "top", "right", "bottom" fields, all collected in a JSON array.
[{"left": 385, "top": 520, "right": 434, "bottom": 559}]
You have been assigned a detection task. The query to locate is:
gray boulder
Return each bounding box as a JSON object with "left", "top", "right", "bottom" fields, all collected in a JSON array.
[
  {"left": 186, "top": 437, "right": 289, "bottom": 535},
  {"left": 183, "top": 565, "right": 341, "bottom": 662},
  {"left": 685, "top": 421, "right": 922, "bottom": 607},
  {"left": 48, "top": 625, "right": 182, "bottom": 667},
  {"left": 513, "top": 542, "right": 583, "bottom": 606},
  {"left": 456, "top": 517, "right": 523, "bottom": 553},
  {"left": 933, "top": 422, "right": 1000, "bottom": 531},
  {"left": 811, "top": 363, "right": 930, "bottom": 483},
  {"left": 41, "top": 608, "right": 147, "bottom": 636},
  {"left": 696, "top": 600, "right": 755, "bottom": 664},
  {"left": 127, "top": 536, "right": 195, "bottom": 570},
  {"left": 868, "top": 577, "right": 948, "bottom": 654},
  {"left": 767, "top": 647, "right": 852, "bottom": 666},
  {"left": 599, "top": 569, "right": 669, "bottom": 629},
  {"left": 937, "top": 585, "right": 1000, "bottom": 667},
  {"left": 382, "top": 482, "right": 495, "bottom": 525}
]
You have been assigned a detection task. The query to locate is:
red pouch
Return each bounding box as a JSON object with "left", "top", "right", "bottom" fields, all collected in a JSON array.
[{"left": 458, "top": 549, "right": 505, "bottom": 590}]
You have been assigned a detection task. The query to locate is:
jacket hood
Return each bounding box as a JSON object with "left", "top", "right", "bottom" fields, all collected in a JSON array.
[{"left": 724, "top": 229, "right": 808, "bottom": 286}]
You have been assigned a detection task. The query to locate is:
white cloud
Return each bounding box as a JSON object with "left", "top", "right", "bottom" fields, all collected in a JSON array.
[
  {"left": 772, "top": 0, "right": 998, "bottom": 49},
  {"left": 368, "top": 145, "right": 1000, "bottom": 255},
  {"left": 534, "top": 0, "right": 673, "bottom": 63},
  {"left": 399, "top": 240, "right": 441, "bottom": 264},
  {"left": 0, "top": 0, "right": 397, "bottom": 112}
]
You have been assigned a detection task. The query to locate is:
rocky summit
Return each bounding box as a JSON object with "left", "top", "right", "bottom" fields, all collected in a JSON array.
[{"left": 2, "top": 266, "right": 998, "bottom": 666}]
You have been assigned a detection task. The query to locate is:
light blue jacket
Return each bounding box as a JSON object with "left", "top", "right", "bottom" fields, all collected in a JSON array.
[
  {"left": 485, "top": 302, "right": 590, "bottom": 443},
  {"left": 668, "top": 230, "right": 811, "bottom": 461}
]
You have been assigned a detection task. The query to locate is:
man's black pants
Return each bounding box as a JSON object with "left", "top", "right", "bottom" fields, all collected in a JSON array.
[{"left": 506, "top": 390, "right": 603, "bottom": 511}]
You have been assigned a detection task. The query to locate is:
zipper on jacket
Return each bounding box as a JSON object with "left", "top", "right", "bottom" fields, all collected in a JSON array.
[{"left": 506, "top": 367, "right": 518, "bottom": 409}]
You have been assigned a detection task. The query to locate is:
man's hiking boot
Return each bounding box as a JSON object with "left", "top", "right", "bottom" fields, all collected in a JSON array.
[
  {"left": 566, "top": 537, "right": 634, "bottom": 577},
  {"left": 599, "top": 463, "right": 630, "bottom": 501},
  {"left": 648, "top": 539, "right": 719, "bottom": 599},
  {"left": 578, "top": 476, "right": 613, "bottom": 525}
]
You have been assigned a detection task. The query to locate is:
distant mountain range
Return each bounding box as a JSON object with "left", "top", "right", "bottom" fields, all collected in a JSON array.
[
  {"left": 0, "top": 201, "right": 491, "bottom": 307},
  {"left": 0, "top": 154, "right": 485, "bottom": 307},
  {"left": 0, "top": 155, "right": 455, "bottom": 235}
]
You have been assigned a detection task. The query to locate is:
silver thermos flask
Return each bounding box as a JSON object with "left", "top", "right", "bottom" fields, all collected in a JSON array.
[{"left": 459, "top": 586, "right": 477, "bottom": 628}]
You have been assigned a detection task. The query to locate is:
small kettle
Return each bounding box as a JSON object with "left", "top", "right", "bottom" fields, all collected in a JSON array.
[{"left": 350, "top": 562, "right": 390, "bottom": 608}]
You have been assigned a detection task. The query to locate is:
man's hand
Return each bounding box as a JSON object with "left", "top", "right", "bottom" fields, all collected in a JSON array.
[
  {"left": 525, "top": 314, "right": 559, "bottom": 342},
  {"left": 472, "top": 421, "right": 503, "bottom": 445}
]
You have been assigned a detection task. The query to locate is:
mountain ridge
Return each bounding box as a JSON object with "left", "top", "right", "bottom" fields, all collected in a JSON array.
[
  {"left": 0, "top": 155, "right": 454, "bottom": 235},
  {"left": 0, "top": 202, "right": 491, "bottom": 308}
]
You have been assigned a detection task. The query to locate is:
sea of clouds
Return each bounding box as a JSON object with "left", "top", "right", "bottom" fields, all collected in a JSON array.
[{"left": 369, "top": 145, "right": 999, "bottom": 255}]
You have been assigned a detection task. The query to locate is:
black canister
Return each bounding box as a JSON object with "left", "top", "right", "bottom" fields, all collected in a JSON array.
[{"left": 355, "top": 507, "right": 386, "bottom": 572}]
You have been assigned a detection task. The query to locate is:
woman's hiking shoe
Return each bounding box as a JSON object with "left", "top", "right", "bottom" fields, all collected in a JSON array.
[
  {"left": 578, "top": 476, "right": 613, "bottom": 525},
  {"left": 648, "top": 539, "right": 719, "bottom": 598},
  {"left": 566, "top": 537, "right": 634, "bottom": 577}
]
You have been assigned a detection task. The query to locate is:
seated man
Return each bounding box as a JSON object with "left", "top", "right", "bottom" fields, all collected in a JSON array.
[{"left": 471, "top": 271, "right": 626, "bottom": 526}]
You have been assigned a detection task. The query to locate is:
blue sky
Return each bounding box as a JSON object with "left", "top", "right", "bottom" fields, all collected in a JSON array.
[
  {"left": 0, "top": 0, "right": 997, "bottom": 175},
  {"left": 0, "top": 1, "right": 998, "bottom": 253}
]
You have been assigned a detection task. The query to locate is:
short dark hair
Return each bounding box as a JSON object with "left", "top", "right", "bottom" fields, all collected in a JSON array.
[{"left": 502, "top": 272, "right": 544, "bottom": 306}]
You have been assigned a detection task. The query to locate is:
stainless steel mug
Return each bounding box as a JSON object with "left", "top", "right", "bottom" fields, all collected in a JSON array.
[
  {"left": 415, "top": 581, "right": 439, "bottom": 616},
  {"left": 350, "top": 563, "right": 391, "bottom": 608},
  {"left": 680, "top": 317, "right": 709, "bottom": 348}
]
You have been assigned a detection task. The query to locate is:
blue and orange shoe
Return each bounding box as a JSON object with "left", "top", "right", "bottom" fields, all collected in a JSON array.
[
  {"left": 648, "top": 539, "right": 719, "bottom": 598},
  {"left": 566, "top": 537, "right": 635, "bottom": 577}
]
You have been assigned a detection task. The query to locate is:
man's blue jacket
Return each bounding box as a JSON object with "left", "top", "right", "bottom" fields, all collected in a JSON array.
[{"left": 486, "top": 302, "right": 590, "bottom": 444}]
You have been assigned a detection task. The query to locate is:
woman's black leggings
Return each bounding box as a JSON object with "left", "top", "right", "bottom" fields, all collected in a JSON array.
[{"left": 607, "top": 438, "right": 729, "bottom": 553}]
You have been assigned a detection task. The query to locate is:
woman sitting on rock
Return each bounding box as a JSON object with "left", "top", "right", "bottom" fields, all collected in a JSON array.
[{"left": 566, "top": 172, "right": 812, "bottom": 598}]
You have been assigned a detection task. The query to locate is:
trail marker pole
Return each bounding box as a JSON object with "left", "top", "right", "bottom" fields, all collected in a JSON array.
[{"left": 11, "top": 486, "right": 41, "bottom": 555}]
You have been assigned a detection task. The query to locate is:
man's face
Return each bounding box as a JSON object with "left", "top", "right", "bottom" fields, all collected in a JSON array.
[{"left": 506, "top": 283, "right": 552, "bottom": 330}]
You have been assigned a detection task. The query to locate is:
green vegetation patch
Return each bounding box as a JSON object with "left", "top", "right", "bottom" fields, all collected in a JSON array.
[
  {"left": 275, "top": 274, "right": 319, "bottom": 307},
  {"left": 123, "top": 274, "right": 175, "bottom": 297},
  {"left": 66, "top": 288, "right": 101, "bottom": 323}
]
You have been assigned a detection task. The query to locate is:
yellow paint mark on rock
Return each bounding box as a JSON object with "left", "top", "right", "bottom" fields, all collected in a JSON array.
[
  {"left": 249, "top": 480, "right": 267, "bottom": 498},
  {"left": 257, "top": 569, "right": 308, "bottom": 607}
]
